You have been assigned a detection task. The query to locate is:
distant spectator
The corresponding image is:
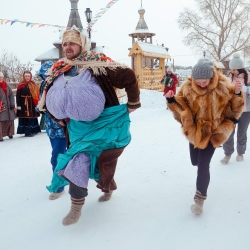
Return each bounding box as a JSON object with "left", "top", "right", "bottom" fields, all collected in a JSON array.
[
  {"left": 161, "top": 67, "right": 178, "bottom": 109},
  {"left": 16, "top": 71, "right": 41, "bottom": 137},
  {"left": 0, "top": 72, "right": 15, "bottom": 141},
  {"left": 220, "top": 52, "right": 250, "bottom": 164}
]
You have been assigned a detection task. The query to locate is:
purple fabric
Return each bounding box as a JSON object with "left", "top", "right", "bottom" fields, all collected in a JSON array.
[
  {"left": 58, "top": 153, "right": 90, "bottom": 188},
  {"left": 46, "top": 70, "right": 105, "bottom": 121},
  {"left": 46, "top": 70, "right": 106, "bottom": 188}
]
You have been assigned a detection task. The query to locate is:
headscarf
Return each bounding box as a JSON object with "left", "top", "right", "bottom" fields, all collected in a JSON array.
[
  {"left": 17, "top": 71, "right": 40, "bottom": 106},
  {"left": 0, "top": 73, "right": 7, "bottom": 95}
]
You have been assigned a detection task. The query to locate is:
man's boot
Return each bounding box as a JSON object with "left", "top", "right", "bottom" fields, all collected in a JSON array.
[
  {"left": 191, "top": 190, "right": 207, "bottom": 215},
  {"left": 98, "top": 190, "right": 113, "bottom": 202},
  {"left": 62, "top": 197, "right": 85, "bottom": 226}
]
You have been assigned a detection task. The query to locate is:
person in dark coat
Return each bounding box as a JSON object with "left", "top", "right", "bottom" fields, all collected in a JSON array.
[
  {"left": 0, "top": 72, "right": 15, "bottom": 141},
  {"left": 16, "top": 71, "right": 41, "bottom": 137}
]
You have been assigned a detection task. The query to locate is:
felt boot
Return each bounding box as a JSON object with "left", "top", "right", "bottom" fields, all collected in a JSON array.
[
  {"left": 62, "top": 197, "right": 85, "bottom": 226},
  {"left": 98, "top": 190, "right": 113, "bottom": 202},
  {"left": 191, "top": 190, "right": 207, "bottom": 215},
  {"left": 220, "top": 155, "right": 231, "bottom": 165},
  {"left": 49, "top": 190, "right": 65, "bottom": 200},
  {"left": 236, "top": 154, "right": 244, "bottom": 162}
]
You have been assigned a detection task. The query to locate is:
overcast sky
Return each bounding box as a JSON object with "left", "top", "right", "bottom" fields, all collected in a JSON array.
[{"left": 0, "top": 0, "right": 198, "bottom": 71}]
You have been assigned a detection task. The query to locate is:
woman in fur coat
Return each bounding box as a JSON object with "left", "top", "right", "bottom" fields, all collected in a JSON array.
[
  {"left": 0, "top": 72, "right": 15, "bottom": 141},
  {"left": 164, "top": 58, "right": 244, "bottom": 215},
  {"left": 220, "top": 52, "right": 250, "bottom": 164}
]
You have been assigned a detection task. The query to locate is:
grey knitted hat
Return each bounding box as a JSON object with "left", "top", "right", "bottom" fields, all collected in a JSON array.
[
  {"left": 229, "top": 52, "right": 244, "bottom": 69},
  {"left": 192, "top": 59, "right": 214, "bottom": 79}
]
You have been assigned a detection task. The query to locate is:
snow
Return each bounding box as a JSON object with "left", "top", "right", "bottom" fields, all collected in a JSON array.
[
  {"left": 35, "top": 48, "right": 59, "bottom": 62},
  {"left": 1, "top": 89, "right": 250, "bottom": 250},
  {"left": 138, "top": 42, "right": 170, "bottom": 57}
]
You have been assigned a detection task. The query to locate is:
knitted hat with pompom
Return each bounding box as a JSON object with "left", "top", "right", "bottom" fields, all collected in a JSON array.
[{"left": 229, "top": 52, "right": 244, "bottom": 70}]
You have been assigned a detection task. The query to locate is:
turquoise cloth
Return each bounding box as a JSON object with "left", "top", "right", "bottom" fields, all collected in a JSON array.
[{"left": 46, "top": 104, "right": 131, "bottom": 192}]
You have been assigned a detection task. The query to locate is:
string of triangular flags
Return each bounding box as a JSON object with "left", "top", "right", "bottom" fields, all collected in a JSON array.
[
  {"left": 0, "top": 0, "right": 119, "bottom": 30},
  {"left": 88, "top": 0, "right": 119, "bottom": 28}
]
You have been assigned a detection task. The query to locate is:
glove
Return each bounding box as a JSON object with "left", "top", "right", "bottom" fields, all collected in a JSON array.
[
  {"left": 166, "top": 96, "right": 176, "bottom": 103},
  {"left": 229, "top": 117, "right": 239, "bottom": 124},
  {"left": 17, "top": 106, "right": 21, "bottom": 110}
]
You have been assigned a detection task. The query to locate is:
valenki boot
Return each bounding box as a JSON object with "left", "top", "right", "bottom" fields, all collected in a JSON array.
[
  {"left": 49, "top": 190, "right": 65, "bottom": 200},
  {"left": 98, "top": 190, "right": 113, "bottom": 202},
  {"left": 220, "top": 155, "right": 231, "bottom": 165},
  {"left": 62, "top": 197, "right": 85, "bottom": 226},
  {"left": 236, "top": 154, "right": 244, "bottom": 162},
  {"left": 191, "top": 190, "right": 207, "bottom": 215}
]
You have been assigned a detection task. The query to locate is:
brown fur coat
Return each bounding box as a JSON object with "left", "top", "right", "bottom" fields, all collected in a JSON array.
[{"left": 167, "top": 70, "right": 244, "bottom": 149}]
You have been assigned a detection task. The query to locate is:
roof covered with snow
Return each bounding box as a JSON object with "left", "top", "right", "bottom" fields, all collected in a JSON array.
[
  {"left": 35, "top": 48, "right": 59, "bottom": 62},
  {"left": 129, "top": 41, "right": 171, "bottom": 59}
]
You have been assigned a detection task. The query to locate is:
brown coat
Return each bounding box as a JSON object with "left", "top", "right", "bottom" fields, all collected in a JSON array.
[
  {"left": 89, "top": 67, "right": 141, "bottom": 109},
  {"left": 167, "top": 70, "right": 244, "bottom": 149}
]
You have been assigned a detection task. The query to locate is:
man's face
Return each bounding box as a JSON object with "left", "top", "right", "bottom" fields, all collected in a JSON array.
[
  {"left": 0, "top": 76, "right": 4, "bottom": 82},
  {"left": 62, "top": 42, "right": 82, "bottom": 60}
]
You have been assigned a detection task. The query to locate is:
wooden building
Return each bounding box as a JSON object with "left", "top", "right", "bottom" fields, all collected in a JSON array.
[
  {"left": 129, "top": 41, "right": 171, "bottom": 91},
  {"left": 128, "top": 4, "right": 171, "bottom": 91}
]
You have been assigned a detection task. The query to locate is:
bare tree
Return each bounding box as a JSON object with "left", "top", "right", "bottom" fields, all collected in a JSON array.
[
  {"left": 0, "top": 50, "right": 33, "bottom": 82},
  {"left": 178, "top": 0, "right": 250, "bottom": 61}
]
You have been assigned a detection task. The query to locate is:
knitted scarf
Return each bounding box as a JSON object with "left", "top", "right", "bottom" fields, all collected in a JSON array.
[
  {"left": 0, "top": 81, "right": 7, "bottom": 95},
  {"left": 38, "top": 51, "right": 127, "bottom": 112},
  {"left": 45, "top": 51, "right": 114, "bottom": 87}
]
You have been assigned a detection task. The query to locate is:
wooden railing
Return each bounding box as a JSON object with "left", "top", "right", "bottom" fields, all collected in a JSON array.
[{"left": 141, "top": 68, "right": 164, "bottom": 91}]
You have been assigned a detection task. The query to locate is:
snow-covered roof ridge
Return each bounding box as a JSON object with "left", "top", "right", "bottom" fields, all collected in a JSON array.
[
  {"left": 137, "top": 41, "right": 171, "bottom": 57},
  {"left": 35, "top": 48, "right": 59, "bottom": 61}
]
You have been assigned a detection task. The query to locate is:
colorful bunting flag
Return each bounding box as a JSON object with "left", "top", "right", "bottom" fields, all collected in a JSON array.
[{"left": 0, "top": 0, "right": 120, "bottom": 31}]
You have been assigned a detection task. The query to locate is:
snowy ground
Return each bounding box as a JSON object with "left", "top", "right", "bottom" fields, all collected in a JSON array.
[{"left": 1, "top": 89, "right": 250, "bottom": 250}]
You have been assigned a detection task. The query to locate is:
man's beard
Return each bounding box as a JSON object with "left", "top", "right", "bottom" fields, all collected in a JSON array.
[{"left": 65, "top": 50, "right": 81, "bottom": 60}]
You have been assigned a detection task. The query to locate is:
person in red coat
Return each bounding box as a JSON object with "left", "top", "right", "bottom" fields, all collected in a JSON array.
[{"left": 161, "top": 67, "right": 178, "bottom": 109}]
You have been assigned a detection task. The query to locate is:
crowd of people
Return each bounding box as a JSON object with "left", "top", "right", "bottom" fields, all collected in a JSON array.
[{"left": 0, "top": 27, "right": 249, "bottom": 226}]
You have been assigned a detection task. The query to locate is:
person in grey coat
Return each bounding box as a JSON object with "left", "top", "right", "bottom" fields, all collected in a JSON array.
[
  {"left": 0, "top": 72, "right": 15, "bottom": 141},
  {"left": 221, "top": 52, "right": 250, "bottom": 164}
]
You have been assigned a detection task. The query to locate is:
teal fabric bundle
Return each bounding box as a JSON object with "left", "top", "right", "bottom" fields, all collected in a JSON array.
[{"left": 47, "top": 104, "right": 131, "bottom": 192}]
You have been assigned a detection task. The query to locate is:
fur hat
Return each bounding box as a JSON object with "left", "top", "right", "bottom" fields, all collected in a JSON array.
[
  {"left": 0, "top": 72, "right": 4, "bottom": 77},
  {"left": 167, "top": 67, "right": 173, "bottom": 72},
  {"left": 62, "top": 27, "right": 90, "bottom": 53},
  {"left": 192, "top": 59, "right": 214, "bottom": 79},
  {"left": 229, "top": 52, "right": 244, "bottom": 69}
]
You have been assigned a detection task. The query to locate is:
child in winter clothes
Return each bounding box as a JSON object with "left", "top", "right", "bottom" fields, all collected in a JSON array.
[
  {"left": 164, "top": 58, "right": 244, "bottom": 215},
  {"left": 39, "top": 62, "right": 67, "bottom": 200},
  {"left": 220, "top": 52, "right": 250, "bottom": 164}
]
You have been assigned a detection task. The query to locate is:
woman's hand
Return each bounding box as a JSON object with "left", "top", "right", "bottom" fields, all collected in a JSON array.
[
  {"left": 164, "top": 90, "right": 175, "bottom": 98},
  {"left": 234, "top": 78, "right": 242, "bottom": 94}
]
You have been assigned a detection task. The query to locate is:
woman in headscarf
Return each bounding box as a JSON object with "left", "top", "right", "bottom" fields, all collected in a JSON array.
[
  {"left": 16, "top": 71, "right": 41, "bottom": 137},
  {"left": 0, "top": 72, "right": 15, "bottom": 141}
]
